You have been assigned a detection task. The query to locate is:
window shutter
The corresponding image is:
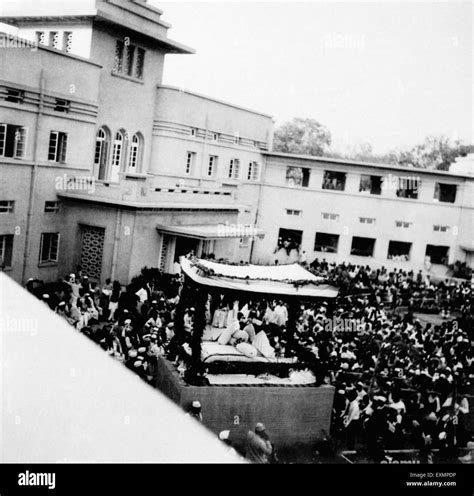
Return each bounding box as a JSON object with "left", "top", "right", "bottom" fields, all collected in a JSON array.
[
  {"left": 59, "top": 134, "right": 68, "bottom": 163},
  {"left": 14, "top": 127, "right": 27, "bottom": 158},
  {"left": 0, "top": 124, "right": 6, "bottom": 156},
  {"left": 48, "top": 132, "right": 58, "bottom": 161}
]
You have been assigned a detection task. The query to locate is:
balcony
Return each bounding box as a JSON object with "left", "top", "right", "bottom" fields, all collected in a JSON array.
[{"left": 56, "top": 173, "right": 242, "bottom": 211}]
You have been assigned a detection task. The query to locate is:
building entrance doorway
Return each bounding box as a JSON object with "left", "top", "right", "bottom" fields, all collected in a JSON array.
[{"left": 174, "top": 236, "right": 200, "bottom": 263}]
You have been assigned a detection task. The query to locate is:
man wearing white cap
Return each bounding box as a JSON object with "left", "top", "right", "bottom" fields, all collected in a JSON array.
[
  {"left": 245, "top": 423, "right": 273, "bottom": 463},
  {"left": 219, "top": 430, "right": 239, "bottom": 458},
  {"left": 186, "top": 400, "right": 203, "bottom": 423}
]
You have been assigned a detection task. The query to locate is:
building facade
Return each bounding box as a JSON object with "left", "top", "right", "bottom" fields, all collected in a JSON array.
[
  {"left": 1, "top": 0, "right": 473, "bottom": 286},
  {"left": 0, "top": 0, "right": 271, "bottom": 284},
  {"left": 253, "top": 153, "right": 474, "bottom": 274}
]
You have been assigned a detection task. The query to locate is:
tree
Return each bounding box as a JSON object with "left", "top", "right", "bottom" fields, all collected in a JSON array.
[
  {"left": 385, "top": 136, "right": 474, "bottom": 170},
  {"left": 273, "top": 118, "right": 331, "bottom": 156}
]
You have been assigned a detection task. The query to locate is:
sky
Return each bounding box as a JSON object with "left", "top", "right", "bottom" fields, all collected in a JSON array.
[{"left": 155, "top": 1, "right": 473, "bottom": 154}]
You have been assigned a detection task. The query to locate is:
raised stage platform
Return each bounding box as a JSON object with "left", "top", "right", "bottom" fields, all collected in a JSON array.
[{"left": 155, "top": 357, "right": 335, "bottom": 452}]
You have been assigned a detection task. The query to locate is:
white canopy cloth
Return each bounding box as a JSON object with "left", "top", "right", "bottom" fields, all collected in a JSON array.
[{"left": 180, "top": 257, "right": 339, "bottom": 298}]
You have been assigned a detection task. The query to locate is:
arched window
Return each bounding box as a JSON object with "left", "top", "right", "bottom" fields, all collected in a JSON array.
[
  {"left": 94, "top": 127, "right": 110, "bottom": 181},
  {"left": 110, "top": 130, "right": 125, "bottom": 182},
  {"left": 128, "top": 132, "right": 143, "bottom": 172}
]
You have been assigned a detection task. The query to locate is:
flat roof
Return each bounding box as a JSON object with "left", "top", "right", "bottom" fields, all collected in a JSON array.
[
  {"left": 57, "top": 192, "right": 243, "bottom": 211},
  {"left": 264, "top": 151, "right": 473, "bottom": 180},
  {"left": 158, "top": 85, "right": 274, "bottom": 120}
]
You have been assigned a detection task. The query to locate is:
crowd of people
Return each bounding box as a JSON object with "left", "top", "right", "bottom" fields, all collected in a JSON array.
[
  {"left": 304, "top": 259, "right": 473, "bottom": 461},
  {"left": 25, "top": 256, "right": 473, "bottom": 463}
]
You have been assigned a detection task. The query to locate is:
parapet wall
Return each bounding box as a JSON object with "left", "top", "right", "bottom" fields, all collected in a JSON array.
[{"left": 156, "top": 357, "right": 335, "bottom": 451}]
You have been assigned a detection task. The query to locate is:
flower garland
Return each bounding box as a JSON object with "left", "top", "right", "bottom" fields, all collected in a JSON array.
[{"left": 190, "top": 258, "right": 335, "bottom": 288}]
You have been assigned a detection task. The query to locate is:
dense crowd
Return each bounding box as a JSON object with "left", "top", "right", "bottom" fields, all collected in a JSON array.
[
  {"left": 305, "top": 259, "right": 473, "bottom": 461},
  {"left": 26, "top": 257, "right": 473, "bottom": 462}
]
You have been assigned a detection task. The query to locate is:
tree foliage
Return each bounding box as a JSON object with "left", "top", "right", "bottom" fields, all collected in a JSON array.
[
  {"left": 384, "top": 136, "right": 474, "bottom": 171},
  {"left": 273, "top": 118, "right": 331, "bottom": 156},
  {"left": 273, "top": 117, "right": 473, "bottom": 170}
]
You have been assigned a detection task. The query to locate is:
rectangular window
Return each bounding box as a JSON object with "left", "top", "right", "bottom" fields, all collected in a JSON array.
[
  {"left": 185, "top": 152, "right": 195, "bottom": 175},
  {"left": 277, "top": 228, "right": 303, "bottom": 252},
  {"left": 0, "top": 201, "right": 14, "bottom": 213},
  {"left": 39, "top": 233, "right": 60, "bottom": 263},
  {"left": 113, "top": 40, "right": 124, "bottom": 74},
  {"left": 36, "top": 31, "right": 46, "bottom": 45},
  {"left": 112, "top": 40, "right": 145, "bottom": 79},
  {"left": 191, "top": 128, "right": 197, "bottom": 137},
  {"left": 239, "top": 237, "right": 249, "bottom": 248},
  {"left": 64, "top": 31, "right": 73, "bottom": 53},
  {"left": 135, "top": 47, "right": 145, "bottom": 79},
  {"left": 54, "top": 99, "right": 70, "bottom": 113},
  {"left": 322, "top": 212, "right": 339, "bottom": 221},
  {"left": 44, "top": 201, "right": 60, "bottom": 213},
  {"left": 322, "top": 170, "right": 346, "bottom": 191},
  {"left": 359, "top": 217, "right": 376, "bottom": 225},
  {"left": 286, "top": 209, "right": 302, "bottom": 216},
  {"left": 396, "top": 177, "right": 420, "bottom": 199},
  {"left": 395, "top": 221, "right": 411, "bottom": 228},
  {"left": 350, "top": 236, "right": 375, "bottom": 257},
  {"left": 208, "top": 155, "right": 217, "bottom": 177},
  {"left": 387, "top": 240, "right": 411, "bottom": 261},
  {"left": 359, "top": 174, "right": 382, "bottom": 195},
  {"left": 434, "top": 183, "right": 457, "bottom": 203},
  {"left": 0, "top": 234, "right": 14, "bottom": 268},
  {"left": 124, "top": 44, "right": 135, "bottom": 76},
  {"left": 0, "top": 124, "right": 27, "bottom": 159},
  {"left": 48, "top": 131, "right": 68, "bottom": 163},
  {"left": 234, "top": 132, "right": 240, "bottom": 144},
  {"left": 5, "top": 88, "right": 25, "bottom": 104},
  {"left": 433, "top": 225, "right": 449, "bottom": 233},
  {"left": 49, "top": 31, "right": 60, "bottom": 49},
  {"left": 286, "top": 166, "right": 310, "bottom": 187},
  {"left": 213, "top": 133, "right": 219, "bottom": 141},
  {"left": 425, "top": 244, "right": 449, "bottom": 265},
  {"left": 247, "top": 161, "right": 260, "bottom": 181},
  {"left": 228, "top": 158, "right": 240, "bottom": 179},
  {"left": 314, "top": 232, "right": 339, "bottom": 253}
]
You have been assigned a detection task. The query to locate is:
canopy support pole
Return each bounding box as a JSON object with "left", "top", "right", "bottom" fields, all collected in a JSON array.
[{"left": 285, "top": 298, "right": 299, "bottom": 357}]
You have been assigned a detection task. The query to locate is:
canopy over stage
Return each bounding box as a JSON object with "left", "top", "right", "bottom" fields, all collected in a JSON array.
[
  {"left": 158, "top": 258, "right": 338, "bottom": 450},
  {"left": 174, "top": 257, "right": 340, "bottom": 378},
  {"left": 180, "top": 257, "right": 339, "bottom": 298}
]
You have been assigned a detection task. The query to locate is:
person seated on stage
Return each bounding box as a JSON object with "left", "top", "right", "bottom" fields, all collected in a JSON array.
[
  {"left": 242, "top": 316, "right": 256, "bottom": 343},
  {"left": 228, "top": 312, "right": 249, "bottom": 344},
  {"left": 212, "top": 301, "right": 228, "bottom": 328}
]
